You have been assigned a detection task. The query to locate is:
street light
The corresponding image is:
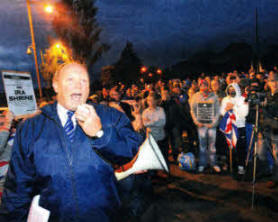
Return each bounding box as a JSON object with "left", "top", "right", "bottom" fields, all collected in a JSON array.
[
  {"left": 54, "top": 43, "right": 61, "bottom": 49},
  {"left": 156, "top": 68, "right": 162, "bottom": 75},
  {"left": 44, "top": 4, "right": 54, "bottom": 13},
  {"left": 140, "top": 66, "right": 147, "bottom": 73},
  {"left": 26, "top": 0, "right": 53, "bottom": 99},
  {"left": 52, "top": 42, "right": 69, "bottom": 61}
]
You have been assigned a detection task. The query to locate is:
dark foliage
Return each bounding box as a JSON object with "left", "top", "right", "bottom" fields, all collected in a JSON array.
[
  {"left": 52, "top": 0, "right": 109, "bottom": 70},
  {"left": 112, "top": 41, "right": 142, "bottom": 85}
]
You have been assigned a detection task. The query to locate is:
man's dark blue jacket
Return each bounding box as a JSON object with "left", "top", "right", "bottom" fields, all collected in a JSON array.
[{"left": 0, "top": 102, "right": 143, "bottom": 222}]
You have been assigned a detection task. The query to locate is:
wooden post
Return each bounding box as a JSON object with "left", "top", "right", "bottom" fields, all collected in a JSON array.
[{"left": 229, "top": 147, "right": 233, "bottom": 173}]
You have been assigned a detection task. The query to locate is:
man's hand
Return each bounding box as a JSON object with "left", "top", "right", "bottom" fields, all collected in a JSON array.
[
  {"left": 225, "top": 102, "right": 234, "bottom": 112},
  {"left": 143, "top": 116, "right": 150, "bottom": 123},
  {"left": 75, "top": 104, "right": 102, "bottom": 137},
  {"left": 196, "top": 123, "right": 204, "bottom": 128},
  {"left": 146, "top": 127, "right": 152, "bottom": 136},
  {"left": 206, "top": 123, "right": 213, "bottom": 128}
]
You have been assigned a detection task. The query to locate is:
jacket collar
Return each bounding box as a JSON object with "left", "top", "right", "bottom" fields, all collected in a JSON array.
[{"left": 40, "top": 101, "right": 61, "bottom": 123}]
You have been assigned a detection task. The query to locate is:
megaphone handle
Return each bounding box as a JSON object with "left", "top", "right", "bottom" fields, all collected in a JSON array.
[{"left": 146, "top": 127, "right": 151, "bottom": 137}]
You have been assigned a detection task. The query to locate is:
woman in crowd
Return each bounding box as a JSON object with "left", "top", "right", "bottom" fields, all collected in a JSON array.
[
  {"left": 220, "top": 83, "right": 249, "bottom": 175},
  {"left": 142, "top": 92, "right": 168, "bottom": 167}
]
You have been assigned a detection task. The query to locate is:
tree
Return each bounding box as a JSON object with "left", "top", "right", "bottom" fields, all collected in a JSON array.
[
  {"left": 52, "top": 0, "right": 109, "bottom": 70},
  {"left": 113, "top": 41, "right": 142, "bottom": 84}
]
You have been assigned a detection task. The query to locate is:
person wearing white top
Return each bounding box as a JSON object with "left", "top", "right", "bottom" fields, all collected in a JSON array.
[
  {"left": 142, "top": 92, "right": 168, "bottom": 169},
  {"left": 220, "top": 83, "right": 249, "bottom": 175},
  {"left": 142, "top": 93, "right": 166, "bottom": 142}
]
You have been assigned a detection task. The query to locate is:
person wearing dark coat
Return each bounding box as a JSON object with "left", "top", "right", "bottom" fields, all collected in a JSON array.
[
  {"left": 109, "top": 87, "right": 135, "bottom": 122},
  {"left": 0, "top": 63, "right": 143, "bottom": 222}
]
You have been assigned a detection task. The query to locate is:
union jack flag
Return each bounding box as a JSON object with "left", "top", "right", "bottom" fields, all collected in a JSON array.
[
  {"left": 219, "top": 111, "right": 238, "bottom": 149},
  {"left": 0, "top": 161, "right": 9, "bottom": 180}
]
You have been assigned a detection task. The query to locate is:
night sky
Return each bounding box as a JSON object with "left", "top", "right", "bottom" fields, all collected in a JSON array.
[{"left": 1, "top": 0, "right": 278, "bottom": 90}]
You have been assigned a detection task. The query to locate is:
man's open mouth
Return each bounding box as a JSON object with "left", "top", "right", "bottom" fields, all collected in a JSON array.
[{"left": 71, "top": 93, "right": 82, "bottom": 102}]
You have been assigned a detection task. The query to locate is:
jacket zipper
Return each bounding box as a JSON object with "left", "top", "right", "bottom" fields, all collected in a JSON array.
[
  {"left": 60, "top": 138, "right": 80, "bottom": 221},
  {"left": 47, "top": 115, "right": 80, "bottom": 221}
]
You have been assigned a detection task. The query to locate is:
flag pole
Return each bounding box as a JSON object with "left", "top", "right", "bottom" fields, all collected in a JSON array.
[{"left": 229, "top": 147, "right": 233, "bottom": 173}]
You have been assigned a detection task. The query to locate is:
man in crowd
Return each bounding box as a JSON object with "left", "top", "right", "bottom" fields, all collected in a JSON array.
[
  {"left": 0, "top": 62, "right": 143, "bottom": 222},
  {"left": 0, "top": 110, "right": 15, "bottom": 189},
  {"left": 108, "top": 86, "right": 135, "bottom": 122},
  {"left": 190, "top": 80, "right": 221, "bottom": 173},
  {"left": 259, "top": 72, "right": 278, "bottom": 188},
  {"left": 211, "top": 79, "right": 225, "bottom": 103},
  {"left": 166, "top": 84, "right": 191, "bottom": 161},
  {"left": 0, "top": 111, "right": 15, "bottom": 162}
]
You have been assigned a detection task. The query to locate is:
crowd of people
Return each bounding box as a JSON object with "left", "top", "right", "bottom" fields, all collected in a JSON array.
[
  {"left": 87, "top": 68, "right": 278, "bottom": 184},
  {"left": 76, "top": 69, "right": 277, "bottom": 178},
  {"left": 0, "top": 62, "right": 278, "bottom": 221}
]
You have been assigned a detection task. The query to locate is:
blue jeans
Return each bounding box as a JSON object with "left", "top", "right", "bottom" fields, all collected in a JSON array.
[{"left": 197, "top": 126, "right": 217, "bottom": 167}]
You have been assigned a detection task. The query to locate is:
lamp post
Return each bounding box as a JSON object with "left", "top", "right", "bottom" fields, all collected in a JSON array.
[
  {"left": 26, "top": 0, "right": 43, "bottom": 98},
  {"left": 26, "top": 0, "right": 54, "bottom": 99},
  {"left": 26, "top": 0, "right": 44, "bottom": 98}
]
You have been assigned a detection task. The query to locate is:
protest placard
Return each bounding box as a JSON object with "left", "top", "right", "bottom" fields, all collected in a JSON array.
[{"left": 1, "top": 70, "right": 37, "bottom": 117}]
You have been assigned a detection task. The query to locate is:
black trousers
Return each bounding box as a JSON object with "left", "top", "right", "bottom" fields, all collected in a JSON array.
[{"left": 235, "top": 127, "right": 247, "bottom": 167}]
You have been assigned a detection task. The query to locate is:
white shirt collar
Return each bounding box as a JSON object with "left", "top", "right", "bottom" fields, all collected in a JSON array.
[{"left": 57, "top": 103, "right": 77, "bottom": 128}]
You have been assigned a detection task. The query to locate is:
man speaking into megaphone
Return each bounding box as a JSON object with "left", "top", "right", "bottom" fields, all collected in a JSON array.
[{"left": 0, "top": 62, "right": 144, "bottom": 222}]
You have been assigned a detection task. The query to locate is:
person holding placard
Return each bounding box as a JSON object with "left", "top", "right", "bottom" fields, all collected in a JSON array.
[{"left": 190, "top": 80, "right": 221, "bottom": 173}]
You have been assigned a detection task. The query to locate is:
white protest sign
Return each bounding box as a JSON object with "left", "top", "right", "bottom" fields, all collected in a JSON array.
[{"left": 1, "top": 70, "right": 37, "bottom": 116}]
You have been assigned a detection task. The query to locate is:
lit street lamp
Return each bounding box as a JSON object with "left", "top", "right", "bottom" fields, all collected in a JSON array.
[
  {"left": 44, "top": 4, "right": 54, "bottom": 13},
  {"left": 140, "top": 66, "right": 147, "bottom": 73},
  {"left": 156, "top": 68, "right": 162, "bottom": 75},
  {"left": 26, "top": 0, "right": 53, "bottom": 99},
  {"left": 52, "top": 42, "right": 70, "bottom": 62},
  {"left": 55, "top": 43, "right": 61, "bottom": 49}
]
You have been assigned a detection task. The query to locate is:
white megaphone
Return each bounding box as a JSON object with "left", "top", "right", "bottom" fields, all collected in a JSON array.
[{"left": 114, "top": 133, "right": 169, "bottom": 181}]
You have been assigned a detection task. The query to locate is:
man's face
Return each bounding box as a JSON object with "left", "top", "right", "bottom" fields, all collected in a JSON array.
[
  {"left": 161, "top": 89, "right": 169, "bottom": 100},
  {"left": 228, "top": 87, "right": 236, "bottom": 97},
  {"left": 256, "top": 74, "right": 263, "bottom": 81},
  {"left": 211, "top": 81, "right": 219, "bottom": 92},
  {"left": 268, "top": 79, "right": 278, "bottom": 93},
  {"left": 53, "top": 63, "right": 90, "bottom": 111},
  {"left": 199, "top": 83, "right": 208, "bottom": 92},
  {"left": 110, "top": 90, "right": 121, "bottom": 101},
  {"left": 172, "top": 87, "right": 181, "bottom": 95},
  {"left": 147, "top": 96, "right": 156, "bottom": 108},
  {"left": 131, "top": 88, "right": 138, "bottom": 96},
  {"left": 250, "top": 73, "right": 255, "bottom": 79},
  {"left": 102, "top": 88, "right": 109, "bottom": 97}
]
